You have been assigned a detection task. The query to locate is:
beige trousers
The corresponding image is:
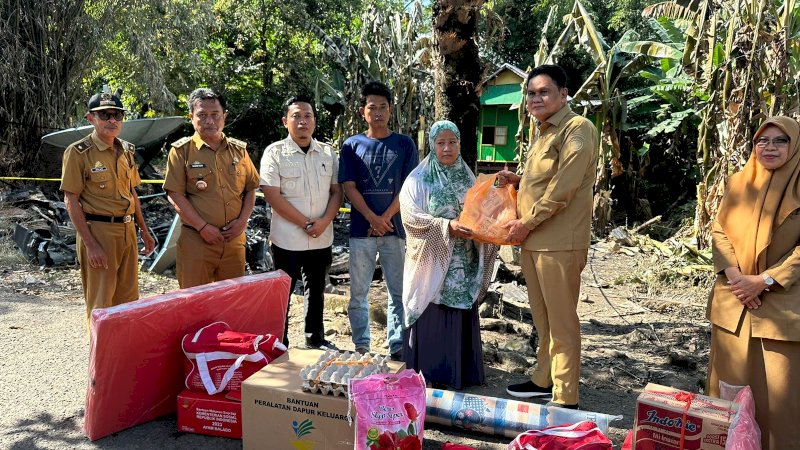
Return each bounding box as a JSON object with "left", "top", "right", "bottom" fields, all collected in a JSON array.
[
  {"left": 176, "top": 227, "right": 246, "bottom": 289},
  {"left": 520, "top": 249, "right": 587, "bottom": 405},
  {"left": 77, "top": 221, "right": 139, "bottom": 318},
  {"left": 708, "top": 312, "right": 800, "bottom": 450}
]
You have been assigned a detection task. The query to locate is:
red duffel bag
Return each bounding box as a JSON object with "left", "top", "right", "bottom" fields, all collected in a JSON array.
[
  {"left": 507, "top": 421, "right": 613, "bottom": 450},
  {"left": 182, "top": 321, "right": 286, "bottom": 394}
]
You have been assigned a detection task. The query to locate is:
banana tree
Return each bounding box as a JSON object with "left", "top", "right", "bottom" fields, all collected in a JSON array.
[
  {"left": 305, "top": 1, "right": 434, "bottom": 148},
  {"left": 643, "top": 0, "right": 800, "bottom": 247}
]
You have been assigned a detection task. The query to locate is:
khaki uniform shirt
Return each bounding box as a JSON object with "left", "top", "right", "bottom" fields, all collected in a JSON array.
[
  {"left": 260, "top": 136, "right": 339, "bottom": 251},
  {"left": 163, "top": 133, "right": 259, "bottom": 229},
  {"left": 711, "top": 216, "right": 800, "bottom": 341},
  {"left": 60, "top": 132, "right": 139, "bottom": 216},
  {"left": 517, "top": 105, "right": 598, "bottom": 251}
]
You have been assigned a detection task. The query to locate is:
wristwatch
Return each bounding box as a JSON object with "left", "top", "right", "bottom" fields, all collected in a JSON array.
[{"left": 761, "top": 273, "right": 775, "bottom": 287}]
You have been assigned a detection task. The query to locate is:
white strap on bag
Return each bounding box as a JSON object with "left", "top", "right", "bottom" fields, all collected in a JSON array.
[
  {"left": 196, "top": 352, "right": 250, "bottom": 395},
  {"left": 191, "top": 326, "right": 268, "bottom": 395}
]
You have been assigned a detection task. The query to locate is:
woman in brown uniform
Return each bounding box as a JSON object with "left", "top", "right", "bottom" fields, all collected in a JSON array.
[{"left": 708, "top": 116, "right": 800, "bottom": 449}]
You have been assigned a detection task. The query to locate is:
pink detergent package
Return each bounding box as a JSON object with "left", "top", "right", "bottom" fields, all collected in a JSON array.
[{"left": 350, "top": 369, "right": 426, "bottom": 450}]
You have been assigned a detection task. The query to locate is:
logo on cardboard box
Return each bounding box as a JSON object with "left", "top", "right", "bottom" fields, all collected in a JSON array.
[
  {"left": 641, "top": 408, "right": 701, "bottom": 435},
  {"left": 292, "top": 419, "right": 316, "bottom": 450}
]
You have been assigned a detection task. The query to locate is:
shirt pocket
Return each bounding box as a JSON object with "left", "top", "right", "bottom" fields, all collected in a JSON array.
[
  {"left": 318, "top": 158, "right": 333, "bottom": 186},
  {"left": 228, "top": 162, "right": 246, "bottom": 194},
  {"left": 86, "top": 170, "right": 113, "bottom": 197},
  {"left": 187, "top": 167, "right": 215, "bottom": 194},
  {"left": 528, "top": 145, "right": 558, "bottom": 178},
  {"left": 279, "top": 166, "right": 304, "bottom": 198}
]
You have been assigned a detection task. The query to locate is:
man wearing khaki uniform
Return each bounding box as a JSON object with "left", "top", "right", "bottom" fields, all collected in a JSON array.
[
  {"left": 164, "top": 88, "right": 260, "bottom": 288},
  {"left": 499, "top": 65, "right": 598, "bottom": 408},
  {"left": 61, "top": 93, "right": 155, "bottom": 317}
]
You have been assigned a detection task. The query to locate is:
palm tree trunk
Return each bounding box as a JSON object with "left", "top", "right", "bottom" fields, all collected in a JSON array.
[{"left": 432, "top": 0, "right": 484, "bottom": 171}]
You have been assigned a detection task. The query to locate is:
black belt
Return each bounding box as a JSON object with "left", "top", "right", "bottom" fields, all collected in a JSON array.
[{"left": 85, "top": 213, "right": 133, "bottom": 224}]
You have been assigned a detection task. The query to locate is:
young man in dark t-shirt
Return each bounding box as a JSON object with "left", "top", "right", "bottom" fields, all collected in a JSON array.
[{"left": 339, "top": 81, "right": 418, "bottom": 359}]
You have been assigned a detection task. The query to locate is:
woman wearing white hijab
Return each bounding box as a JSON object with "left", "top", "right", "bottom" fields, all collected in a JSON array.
[{"left": 399, "top": 120, "right": 498, "bottom": 389}]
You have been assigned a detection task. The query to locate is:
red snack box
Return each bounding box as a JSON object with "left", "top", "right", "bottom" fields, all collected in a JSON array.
[
  {"left": 178, "top": 389, "right": 242, "bottom": 438},
  {"left": 633, "top": 383, "right": 738, "bottom": 450}
]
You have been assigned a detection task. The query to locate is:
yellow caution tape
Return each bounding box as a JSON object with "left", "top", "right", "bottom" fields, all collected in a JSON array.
[
  {"left": 0, "top": 176, "right": 63, "bottom": 182},
  {"left": 0, "top": 176, "right": 165, "bottom": 183},
  {"left": 0, "top": 176, "right": 352, "bottom": 213}
]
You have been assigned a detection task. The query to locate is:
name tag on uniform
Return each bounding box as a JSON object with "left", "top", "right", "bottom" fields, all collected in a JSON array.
[
  {"left": 190, "top": 161, "right": 206, "bottom": 169},
  {"left": 91, "top": 161, "right": 108, "bottom": 172}
]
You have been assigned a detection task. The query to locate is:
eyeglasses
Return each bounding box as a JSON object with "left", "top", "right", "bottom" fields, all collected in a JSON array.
[
  {"left": 94, "top": 110, "right": 124, "bottom": 121},
  {"left": 755, "top": 136, "right": 790, "bottom": 148}
]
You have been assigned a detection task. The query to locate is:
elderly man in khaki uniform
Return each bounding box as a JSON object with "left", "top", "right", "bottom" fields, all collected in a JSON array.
[
  {"left": 164, "top": 88, "right": 260, "bottom": 288},
  {"left": 499, "top": 65, "right": 598, "bottom": 409},
  {"left": 260, "top": 95, "right": 342, "bottom": 349},
  {"left": 61, "top": 93, "right": 155, "bottom": 317}
]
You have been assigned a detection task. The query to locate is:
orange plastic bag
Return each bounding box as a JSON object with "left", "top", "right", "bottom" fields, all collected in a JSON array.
[{"left": 458, "top": 173, "right": 520, "bottom": 246}]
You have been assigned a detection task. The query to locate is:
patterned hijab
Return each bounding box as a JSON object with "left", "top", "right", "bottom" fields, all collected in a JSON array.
[
  {"left": 717, "top": 116, "right": 800, "bottom": 274},
  {"left": 423, "top": 120, "right": 474, "bottom": 219}
]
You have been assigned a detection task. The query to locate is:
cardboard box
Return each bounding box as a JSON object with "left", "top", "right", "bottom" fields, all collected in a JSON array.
[
  {"left": 633, "top": 383, "right": 738, "bottom": 450},
  {"left": 177, "top": 389, "right": 242, "bottom": 438},
  {"left": 242, "top": 348, "right": 405, "bottom": 450}
]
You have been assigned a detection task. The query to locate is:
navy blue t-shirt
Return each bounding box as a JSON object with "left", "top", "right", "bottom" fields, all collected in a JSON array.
[{"left": 338, "top": 132, "right": 419, "bottom": 238}]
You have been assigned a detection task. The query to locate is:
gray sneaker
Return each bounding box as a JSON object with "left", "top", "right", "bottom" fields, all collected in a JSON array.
[{"left": 506, "top": 381, "right": 553, "bottom": 399}]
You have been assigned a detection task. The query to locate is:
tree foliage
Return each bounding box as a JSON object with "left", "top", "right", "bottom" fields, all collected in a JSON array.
[{"left": 4, "top": 0, "right": 799, "bottom": 244}]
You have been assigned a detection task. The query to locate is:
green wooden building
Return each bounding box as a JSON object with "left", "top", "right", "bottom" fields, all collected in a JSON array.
[{"left": 477, "top": 63, "right": 526, "bottom": 171}]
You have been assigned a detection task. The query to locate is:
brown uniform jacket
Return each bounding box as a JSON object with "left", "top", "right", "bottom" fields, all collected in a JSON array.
[
  {"left": 163, "top": 133, "right": 259, "bottom": 229},
  {"left": 710, "top": 216, "right": 800, "bottom": 341},
  {"left": 517, "top": 105, "right": 598, "bottom": 251},
  {"left": 60, "top": 132, "right": 139, "bottom": 216}
]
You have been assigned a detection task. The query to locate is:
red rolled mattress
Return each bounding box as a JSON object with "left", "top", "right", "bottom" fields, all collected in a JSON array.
[{"left": 84, "top": 271, "right": 290, "bottom": 441}]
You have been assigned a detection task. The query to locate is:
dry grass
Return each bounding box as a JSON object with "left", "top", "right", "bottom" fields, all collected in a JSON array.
[{"left": 0, "top": 237, "right": 28, "bottom": 267}]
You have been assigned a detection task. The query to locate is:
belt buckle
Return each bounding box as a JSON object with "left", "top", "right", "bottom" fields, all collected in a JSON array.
[{"left": 123, "top": 215, "right": 132, "bottom": 223}]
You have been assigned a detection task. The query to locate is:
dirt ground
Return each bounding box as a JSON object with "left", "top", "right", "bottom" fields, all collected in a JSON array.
[{"left": 0, "top": 216, "right": 712, "bottom": 449}]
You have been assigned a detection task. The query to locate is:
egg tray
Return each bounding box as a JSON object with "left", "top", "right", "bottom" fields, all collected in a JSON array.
[{"left": 299, "top": 350, "right": 392, "bottom": 396}]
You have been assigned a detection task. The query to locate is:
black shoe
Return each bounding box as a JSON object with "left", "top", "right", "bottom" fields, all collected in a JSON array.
[
  {"left": 545, "top": 401, "right": 579, "bottom": 409},
  {"left": 305, "top": 337, "right": 339, "bottom": 351},
  {"left": 355, "top": 346, "right": 370, "bottom": 354},
  {"left": 506, "top": 381, "right": 553, "bottom": 398},
  {"left": 389, "top": 350, "right": 403, "bottom": 361}
]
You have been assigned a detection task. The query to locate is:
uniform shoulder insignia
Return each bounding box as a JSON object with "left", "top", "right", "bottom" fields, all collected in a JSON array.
[
  {"left": 72, "top": 135, "right": 94, "bottom": 154},
  {"left": 120, "top": 139, "right": 136, "bottom": 153},
  {"left": 227, "top": 137, "right": 247, "bottom": 150},
  {"left": 171, "top": 136, "right": 192, "bottom": 148}
]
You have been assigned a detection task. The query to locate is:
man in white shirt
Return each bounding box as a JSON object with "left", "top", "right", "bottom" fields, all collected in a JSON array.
[{"left": 260, "top": 95, "right": 343, "bottom": 349}]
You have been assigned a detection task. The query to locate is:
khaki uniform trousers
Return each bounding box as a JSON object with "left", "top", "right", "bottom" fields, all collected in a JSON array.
[
  {"left": 520, "top": 249, "right": 587, "bottom": 405},
  {"left": 708, "top": 312, "right": 800, "bottom": 450},
  {"left": 77, "top": 221, "right": 139, "bottom": 318},
  {"left": 176, "top": 226, "right": 246, "bottom": 288}
]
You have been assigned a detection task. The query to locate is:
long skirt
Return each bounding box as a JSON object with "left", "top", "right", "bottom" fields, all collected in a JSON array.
[
  {"left": 402, "top": 302, "right": 485, "bottom": 390},
  {"left": 708, "top": 312, "right": 800, "bottom": 450}
]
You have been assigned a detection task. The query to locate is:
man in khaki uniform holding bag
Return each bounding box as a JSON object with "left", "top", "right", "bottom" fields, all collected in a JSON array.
[
  {"left": 61, "top": 92, "right": 155, "bottom": 317},
  {"left": 498, "top": 65, "right": 598, "bottom": 409},
  {"left": 164, "top": 88, "right": 260, "bottom": 288}
]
